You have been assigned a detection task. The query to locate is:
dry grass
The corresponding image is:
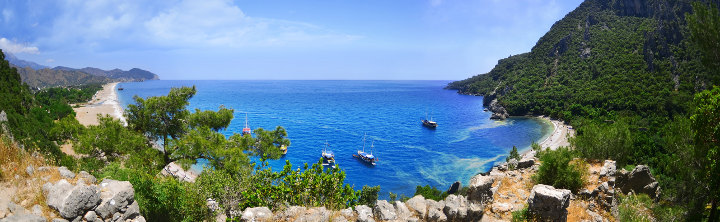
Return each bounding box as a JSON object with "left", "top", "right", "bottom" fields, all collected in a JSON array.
[{"left": 0, "top": 135, "right": 68, "bottom": 219}]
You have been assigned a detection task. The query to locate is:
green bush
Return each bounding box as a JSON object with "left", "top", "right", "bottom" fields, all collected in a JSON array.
[
  {"left": 511, "top": 206, "right": 529, "bottom": 222},
  {"left": 414, "top": 185, "right": 447, "bottom": 201},
  {"left": 357, "top": 185, "right": 381, "bottom": 207},
  {"left": 533, "top": 147, "right": 584, "bottom": 192},
  {"left": 506, "top": 145, "right": 520, "bottom": 162},
  {"left": 618, "top": 193, "right": 655, "bottom": 222}
]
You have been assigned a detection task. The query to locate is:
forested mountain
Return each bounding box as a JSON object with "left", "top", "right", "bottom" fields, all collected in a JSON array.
[
  {"left": 7, "top": 55, "right": 159, "bottom": 88},
  {"left": 447, "top": 0, "right": 716, "bottom": 122}
]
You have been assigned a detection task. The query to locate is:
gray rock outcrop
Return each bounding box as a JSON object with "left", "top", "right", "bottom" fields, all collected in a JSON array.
[
  {"left": 43, "top": 179, "right": 100, "bottom": 219},
  {"left": 95, "top": 179, "right": 135, "bottom": 219},
  {"left": 354, "top": 205, "right": 375, "bottom": 222},
  {"left": 241, "top": 207, "right": 272, "bottom": 221},
  {"left": 373, "top": 200, "right": 396, "bottom": 221},
  {"left": 467, "top": 174, "right": 494, "bottom": 204},
  {"left": 57, "top": 167, "right": 75, "bottom": 179},
  {"left": 446, "top": 181, "right": 461, "bottom": 195},
  {"left": 406, "top": 195, "right": 427, "bottom": 219},
  {"left": 443, "top": 194, "right": 468, "bottom": 220},
  {"left": 527, "top": 184, "right": 571, "bottom": 221},
  {"left": 616, "top": 165, "right": 660, "bottom": 199},
  {"left": 488, "top": 99, "right": 509, "bottom": 120},
  {"left": 160, "top": 162, "right": 198, "bottom": 183}
]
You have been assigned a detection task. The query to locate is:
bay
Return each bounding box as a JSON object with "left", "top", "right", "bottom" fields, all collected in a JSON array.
[{"left": 117, "top": 80, "right": 551, "bottom": 197}]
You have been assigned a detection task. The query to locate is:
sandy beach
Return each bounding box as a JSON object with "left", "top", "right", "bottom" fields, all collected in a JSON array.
[
  {"left": 536, "top": 116, "right": 575, "bottom": 150},
  {"left": 73, "top": 82, "right": 126, "bottom": 126}
]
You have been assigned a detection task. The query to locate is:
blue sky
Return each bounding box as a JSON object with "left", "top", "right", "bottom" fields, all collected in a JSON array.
[{"left": 0, "top": 0, "right": 583, "bottom": 80}]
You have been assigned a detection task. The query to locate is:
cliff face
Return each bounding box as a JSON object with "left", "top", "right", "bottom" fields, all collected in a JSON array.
[{"left": 447, "top": 0, "right": 713, "bottom": 120}]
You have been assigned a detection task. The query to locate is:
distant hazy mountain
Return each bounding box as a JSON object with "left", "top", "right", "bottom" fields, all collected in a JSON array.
[
  {"left": 5, "top": 53, "right": 48, "bottom": 70},
  {"left": 5, "top": 53, "right": 160, "bottom": 88}
]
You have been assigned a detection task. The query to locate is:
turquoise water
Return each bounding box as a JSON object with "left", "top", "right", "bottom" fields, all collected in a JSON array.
[{"left": 117, "top": 80, "right": 551, "bottom": 197}]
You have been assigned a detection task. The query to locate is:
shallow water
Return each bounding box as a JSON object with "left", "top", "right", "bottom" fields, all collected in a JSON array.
[{"left": 117, "top": 80, "right": 551, "bottom": 197}]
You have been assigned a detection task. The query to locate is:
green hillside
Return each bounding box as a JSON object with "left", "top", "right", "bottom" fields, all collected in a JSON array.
[{"left": 447, "top": 0, "right": 715, "bottom": 121}]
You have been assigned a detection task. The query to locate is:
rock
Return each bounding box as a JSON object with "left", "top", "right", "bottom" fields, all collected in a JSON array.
[
  {"left": 274, "top": 206, "right": 306, "bottom": 221},
  {"left": 427, "top": 207, "right": 447, "bottom": 222},
  {"left": 354, "top": 205, "right": 374, "bottom": 222},
  {"left": 394, "top": 201, "right": 412, "bottom": 220},
  {"left": 586, "top": 209, "right": 605, "bottom": 222},
  {"left": 25, "top": 166, "right": 34, "bottom": 176},
  {"left": 0, "top": 110, "right": 7, "bottom": 122},
  {"left": 206, "top": 199, "right": 220, "bottom": 213},
  {"left": 30, "top": 204, "right": 42, "bottom": 216},
  {"left": 241, "top": 207, "right": 272, "bottom": 221},
  {"left": 488, "top": 99, "right": 509, "bottom": 120},
  {"left": 508, "top": 159, "right": 519, "bottom": 170},
  {"left": 578, "top": 189, "right": 592, "bottom": 199},
  {"left": 373, "top": 200, "right": 396, "bottom": 221},
  {"left": 527, "top": 184, "right": 571, "bottom": 221},
  {"left": 616, "top": 165, "right": 660, "bottom": 199},
  {"left": 122, "top": 201, "right": 141, "bottom": 220},
  {"left": 517, "top": 157, "right": 535, "bottom": 169},
  {"left": 467, "top": 174, "right": 494, "bottom": 204},
  {"left": 446, "top": 181, "right": 461, "bottom": 195},
  {"left": 0, "top": 214, "right": 47, "bottom": 222},
  {"left": 160, "top": 162, "right": 198, "bottom": 183},
  {"left": 466, "top": 202, "right": 484, "bottom": 221},
  {"left": 83, "top": 211, "right": 99, "bottom": 222},
  {"left": 340, "top": 207, "right": 354, "bottom": 218},
  {"left": 44, "top": 179, "right": 101, "bottom": 219},
  {"left": 95, "top": 179, "right": 135, "bottom": 219},
  {"left": 599, "top": 160, "right": 616, "bottom": 178},
  {"left": 406, "top": 195, "right": 427, "bottom": 219},
  {"left": 492, "top": 202, "right": 513, "bottom": 213},
  {"left": 52, "top": 218, "right": 70, "bottom": 222},
  {"left": 58, "top": 166, "right": 75, "bottom": 179},
  {"left": 76, "top": 171, "right": 96, "bottom": 185},
  {"left": 295, "top": 207, "right": 331, "bottom": 222},
  {"left": 443, "top": 195, "right": 468, "bottom": 220},
  {"left": 7, "top": 202, "right": 26, "bottom": 215}
]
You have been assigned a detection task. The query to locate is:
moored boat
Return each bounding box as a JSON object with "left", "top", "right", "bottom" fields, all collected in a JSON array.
[
  {"left": 354, "top": 133, "right": 379, "bottom": 166},
  {"left": 422, "top": 112, "right": 438, "bottom": 128},
  {"left": 322, "top": 141, "right": 336, "bottom": 168},
  {"left": 280, "top": 145, "right": 288, "bottom": 155},
  {"left": 242, "top": 113, "right": 251, "bottom": 135}
]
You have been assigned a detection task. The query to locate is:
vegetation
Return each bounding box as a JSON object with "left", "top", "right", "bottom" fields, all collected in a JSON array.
[
  {"left": 448, "top": 1, "right": 720, "bottom": 220},
  {"left": 506, "top": 145, "right": 520, "bottom": 162},
  {"left": 511, "top": 206, "right": 529, "bottom": 222},
  {"left": 414, "top": 185, "right": 447, "bottom": 201},
  {"left": 533, "top": 147, "right": 585, "bottom": 193}
]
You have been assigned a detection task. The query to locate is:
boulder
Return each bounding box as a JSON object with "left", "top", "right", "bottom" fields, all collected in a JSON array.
[
  {"left": 241, "top": 207, "right": 272, "bottom": 221},
  {"left": 616, "top": 165, "right": 660, "bottom": 199},
  {"left": 295, "top": 207, "right": 331, "bottom": 222},
  {"left": 467, "top": 174, "right": 494, "bottom": 204},
  {"left": 406, "top": 195, "right": 427, "bottom": 219},
  {"left": 527, "top": 184, "right": 571, "bottom": 221},
  {"left": 84, "top": 211, "right": 100, "bottom": 222},
  {"left": 373, "top": 200, "right": 396, "bottom": 221},
  {"left": 443, "top": 194, "right": 468, "bottom": 220},
  {"left": 427, "top": 207, "right": 447, "bottom": 222},
  {"left": 517, "top": 157, "right": 535, "bottom": 169},
  {"left": 446, "top": 181, "right": 461, "bottom": 195},
  {"left": 122, "top": 201, "right": 141, "bottom": 221},
  {"left": 52, "top": 218, "right": 70, "bottom": 222},
  {"left": 95, "top": 179, "right": 135, "bottom": 219},
  {"left": 466, "top": 202, "right": 484, "bottom": 221},
  {"left": 31, "top": 204, "right": 42, "bottom": 216},
  {"left": 492, "top": 202, "right": 513, "bottom": 213},
  {"left": 394, "top": 201, "right": 412, "bottom": 220},
  {"left": 354, "top": 205, "right": 375, "bottom": 222},
  {"left": 25, "top": 166, "right": 34, "bottom": 176},
  {"left": 44, "top": 179, "right": 101, "bottom": 219},
  {"left": 76, "top": 171, "right": 96, "bottom": 185},
  {"left": 58, "top": 167, "right": 75, "bottom": 179},
  {"left": 274, "top": 206, "right": 306, "bottom": 221},
  {"left": 340, "top": 207, "right": 354, "bottom": 218},
  {"left": 0, "top": 214, "right": 47, "bottom": 222},
  {"left": 508, "top": 159, "right": 519, "bottom": 170},
  {"left": 599, "top": 160, "right": 616, "bottom": 178},
  {"left": 488, "top": 99, "right": 509, "bottom": 120},
  {"left": 160, "top": 162, "right": 197, "bottom": 183}
]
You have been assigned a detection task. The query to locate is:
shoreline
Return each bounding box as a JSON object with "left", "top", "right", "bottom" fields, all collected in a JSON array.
[
  {"left": 531, "top": 115, "right": 574, "bottom": 152},
  {"left": 72, "top": 82, "right": 126, "bottom": 126}
]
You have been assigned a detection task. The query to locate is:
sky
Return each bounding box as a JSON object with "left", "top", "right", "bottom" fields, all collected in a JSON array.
[{"left": 0, "top": 0, "right": 583, "bottom": 80}]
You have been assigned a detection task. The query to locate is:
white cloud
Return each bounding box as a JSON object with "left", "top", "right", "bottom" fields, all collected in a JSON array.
[
  {"left": 0, "top": 38, "right": 39, "bottom": 54},
  {"left": 37, "top": 0, "right": 358, "bottom": 51}
]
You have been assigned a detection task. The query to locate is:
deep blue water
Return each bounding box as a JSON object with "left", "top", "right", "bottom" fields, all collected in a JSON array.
[{"left": 117, "top": 80, "right": 551, "bottom": 197}]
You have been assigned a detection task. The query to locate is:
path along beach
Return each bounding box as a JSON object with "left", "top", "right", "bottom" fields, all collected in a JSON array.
[{"left": 536, "top": 116, "right": 575, "bottom": 150}]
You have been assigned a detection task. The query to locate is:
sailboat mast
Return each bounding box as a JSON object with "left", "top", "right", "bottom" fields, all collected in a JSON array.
[{"left": 362, "top": 133, "right": 366, "bottom": 152}]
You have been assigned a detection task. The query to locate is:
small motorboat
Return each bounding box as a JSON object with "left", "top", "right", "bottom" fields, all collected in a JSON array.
[{"left": 321, "top": 141, "right": 336, "bottom": 168}]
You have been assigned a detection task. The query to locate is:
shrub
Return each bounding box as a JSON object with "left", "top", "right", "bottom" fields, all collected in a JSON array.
[
  {"left": 511, "top": 206, "right": 529, "bottom": 222},
  {"left": 506, "top": 145, "right": 520, "bottom": 162},
  {"left": 357, "top": 185, "right": 381, "bottom": 207},
  {"left": 533, "top": 147, "right": 584, "bottom": 192},
  {"left": 414, "top": 185, "right": 447, "bottom": 201},
  {"left": 618, "top": 193, "right": 655, "bottom": 222}
]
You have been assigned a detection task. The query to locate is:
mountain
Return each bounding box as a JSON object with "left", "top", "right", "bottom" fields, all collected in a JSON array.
[
  {"left": 446, "top": 0, "right": 715, "bottom": 122},
  {"left": 5, "top": 52, "right": 48, "bottom": 70},
  {"left": 12, "top": 66, "right": 112, "bottom": 89},
  {"left": 52, "top": 66, "right": 159, "bottom": 82},
  {"left": 4, "top": 53, "right": 160, "bottom": 88}
]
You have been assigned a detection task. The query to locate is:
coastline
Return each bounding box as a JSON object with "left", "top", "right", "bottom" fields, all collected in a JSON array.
[
  {"left": 534, "top": 115, "right": 574, "bottom": 151},
  {"left": 73, "top": 82, "right": 126, "bottom": 126}
]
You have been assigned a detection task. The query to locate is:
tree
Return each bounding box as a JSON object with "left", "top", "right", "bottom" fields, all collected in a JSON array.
[
  {"left": 690, "top": 86, "right": 720, "bottom": 222},
  {"left": 687, "top": 2, "right": 720, "bottom": 83},
  {"left": 506, "top": 145, "right": 520, "bottom": 162},
  {"left": 125, "top": 86, "right": 196, "bottom": 163},
  {"left": 75, "top": 115, "right": 148, "bottom": 162},
  {"left": 251, "top": 126, "right": 291, "bottom": 159},
  {"left": 187, "top": 106, "right": 234, "bottom": 131}
]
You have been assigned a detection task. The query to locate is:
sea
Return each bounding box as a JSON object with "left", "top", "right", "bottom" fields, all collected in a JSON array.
[{"left": 116, "top": 80, "right": 552, "bottom": 197}]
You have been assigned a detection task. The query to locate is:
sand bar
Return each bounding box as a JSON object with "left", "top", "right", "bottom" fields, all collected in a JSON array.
[{"left": 73, "top": 82, "right": 126, "bottom": 126}]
